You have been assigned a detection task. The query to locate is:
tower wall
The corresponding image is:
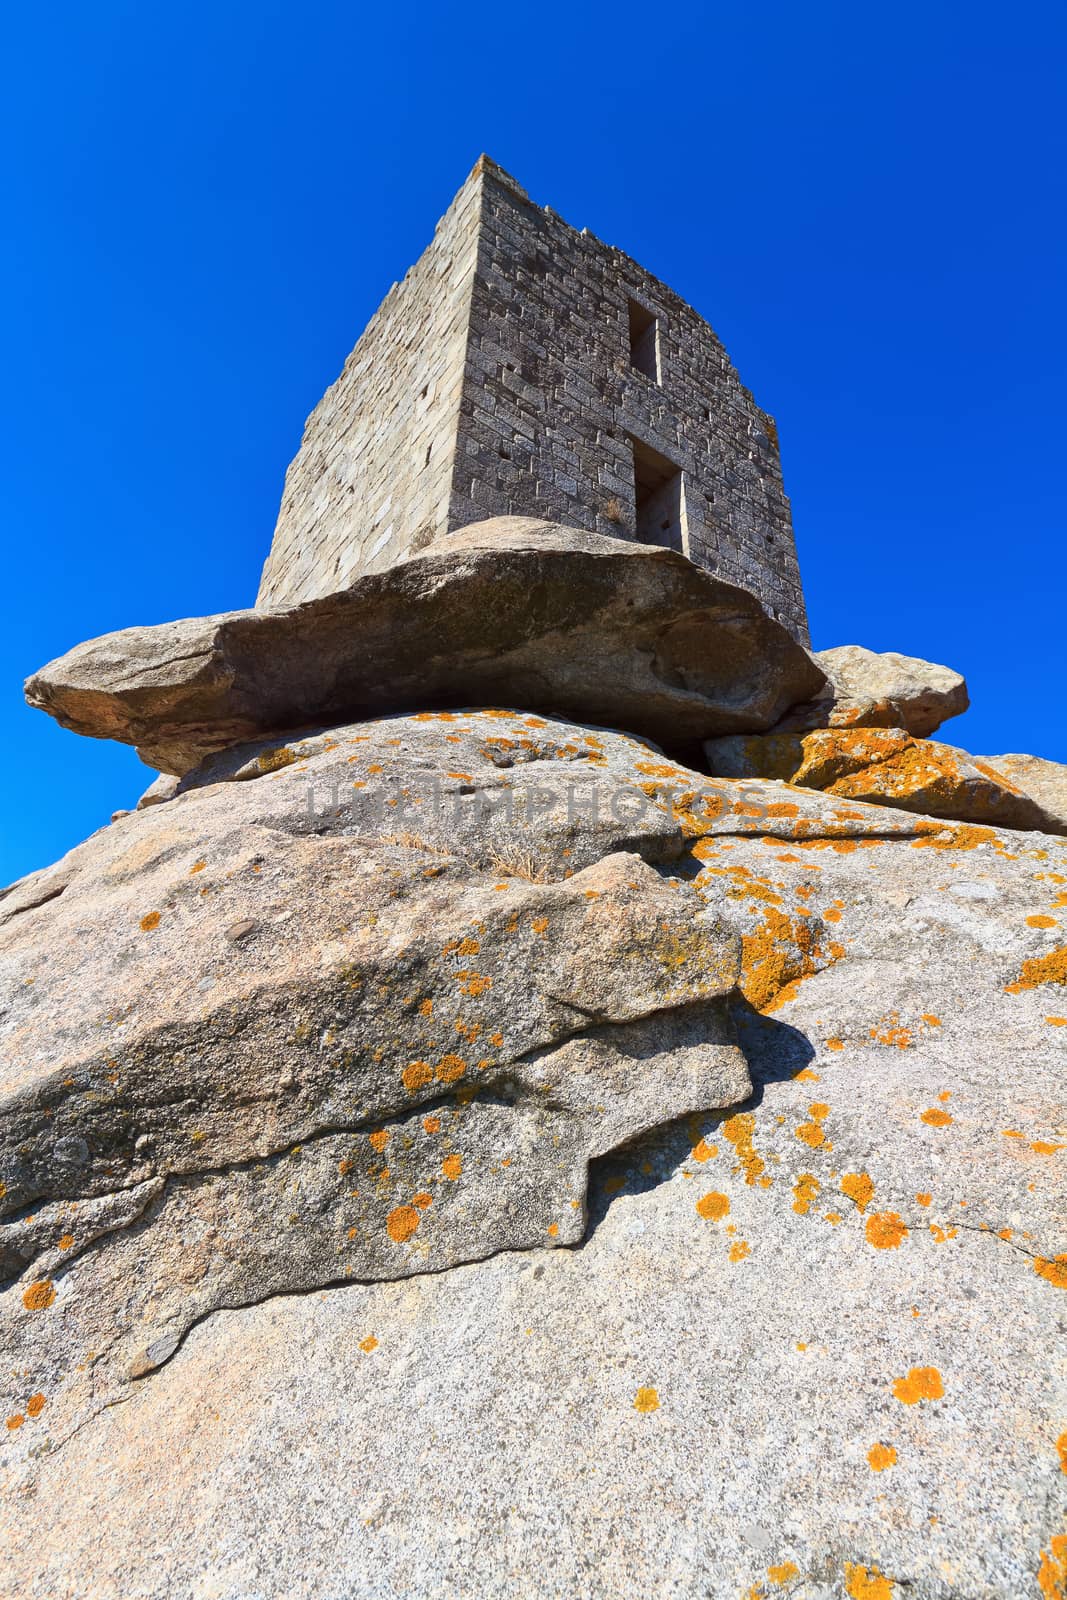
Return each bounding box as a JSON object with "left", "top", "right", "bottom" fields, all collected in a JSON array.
[
  {"left": 256, "top": 158, "right": 808, "bottom": 643},
  {"left": 450, "top": 162, "right": 807, "bottom": 640}
]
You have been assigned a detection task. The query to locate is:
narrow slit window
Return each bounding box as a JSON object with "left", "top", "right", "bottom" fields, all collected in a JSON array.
[{"left": 628, "top": 299, "right": 661, "bottom": 383}]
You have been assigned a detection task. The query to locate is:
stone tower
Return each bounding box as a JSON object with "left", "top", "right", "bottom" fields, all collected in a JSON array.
[{"left": 257, "top": 157, "right": 809, "bottom": 643}]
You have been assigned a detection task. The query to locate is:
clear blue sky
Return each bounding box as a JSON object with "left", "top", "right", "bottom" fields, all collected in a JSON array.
[{"left": 3, "top": 1, "right": 1065, "bottom": 885}]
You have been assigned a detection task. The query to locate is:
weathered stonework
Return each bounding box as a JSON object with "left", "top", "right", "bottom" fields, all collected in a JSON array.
[{"left": 257, "top": 158, "right": 809, "bottom": 642}]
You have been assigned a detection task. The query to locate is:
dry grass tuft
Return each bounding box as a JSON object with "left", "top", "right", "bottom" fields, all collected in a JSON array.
[
  {"left": 486, "top": 844, "right": 555, "bottom": 883},
  {"left": 381, "top": 831, "right": 451, "bottom": 855}
]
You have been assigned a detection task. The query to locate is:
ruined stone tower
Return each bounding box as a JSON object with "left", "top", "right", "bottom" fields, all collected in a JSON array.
[{"left": 257, "top": 157, "right": 809, "bottom": 643}]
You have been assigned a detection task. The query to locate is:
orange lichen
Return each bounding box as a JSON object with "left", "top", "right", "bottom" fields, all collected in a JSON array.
[
  {"left": 435, "top": 1054, "right": 467, "bottom": 1083},
  {"left": 189, "top": 860, "right": 206, "bottom": 875},
  {"left": 766, "top": 1561, "right": 799, "bottom": 1584},
  {"left": 21, "top": 1280, "right": 56, "bottom": 1311},
  {"left": 441, "top": 1153, "right": 463, "bottom": 1181},
  {"left": 368, "top": 1130, "right": 389, "bottom": 1153},
  {"left": 139, "top": 911, "right": 161, "bottom": 932},
  {"left": 57, "top": 1233, "right": 74, "bottom": 1251},
  {"left": 696, "top": 1191, "right": 730, "bottom": 1221},
  {"left": 256, "top": 746, "right": 297, "bottom": 773},
  {"left": 920, "top": 1108, "right": 953, "bottom": 1127},
  {"left": 865, "top": 1212, "right": 908, "bottom": 1250},
  {"left": 869, "top": 1014, "right": 913, "bottom": 1049},
  {"left": 1035, "top": 1255, "right": 1067, "bottom": 1290},
  {"left": 841, "top": 1172, "right": 874, "bottom": 1213},
  {"left": 915, "top": 1192, "right": 932, "bottom": 1207},
  {"left": 795, "top": 1102, "right": 829, "bottom": 1148},
  {"left": 402, "top": 1059, "right": 432, "bottom": 1092},
  {"left": 844, "top": 1563, "right": 894, "bottom": 1599},
  {"left": 792, "top": 1173, "right": 820, "bottom": 1215},
  {"left": 867, "top": 1442, "right": 897, "bottom": 1472},
  {"left": 419, "top": 998, "right": 433, "bottom": 1017},
  {"left": 386, "top": 1205, "right": 421, "bottom": 1244},
  {"left": 633, "top": 1386, "right": 659, "bottom": 1413},
  {"left": 721, "top": 1113, "right": 767, "bottom": 1186},
  {"left": 892, "top": 1366, "right": 943, "bottom": 1404},
  {"left": 422, "top": 1115, "right": 441, "bottom": 1135},
  {"left": 1047, "top": 1016, "right": 1067, "bottom": 1026},
  {"left": 25, "top": 1393, "right": 45, "bottom": 1418},
  {"left": 729, "top": 1240, "right": 751, "bottom": 1262},
  {"left": 359, "top": 1336, "right": 378, "bottom": 1353},
  {"left": 1037, "top": 1535, "right": 1067, "bottom": 1600},
  {"left": 1028, "top": 915, "right": 1058, "bottom": 928},
  {"left": 1006, "top": 947, "right": 1067, "bottom": 993},
  {"left": 412, "top": 1192, "right": 433, "bottom": 1210},
  {"left": 547, "top": 1222, "right": 559, "bottom": 1238},
  {"left": 691, "top": 1138, "right": 716, "bottom": 1163},
  {"left": 911, "top": 823, "right": 998, "bottom": 852},
  {"left": 826, "top": 1038, "right": 844, "bottom": 1051},
  {"left": 928, "top": 1223, "right": 958, "bottom": 1244},
  {"left": 739, "top": 904, "right": 832, "bottom": 1013},
  {"left": 1057, "top": 1431, "right": 1067, "bottom": 1475}
]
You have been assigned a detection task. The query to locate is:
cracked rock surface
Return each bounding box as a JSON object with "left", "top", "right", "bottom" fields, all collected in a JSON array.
[
  {"left": 1, "top": 708, "right": 1065, "bottom": 1600},
  {"left": 705, "top": 725, "right": 1066, "bottom": 836}
]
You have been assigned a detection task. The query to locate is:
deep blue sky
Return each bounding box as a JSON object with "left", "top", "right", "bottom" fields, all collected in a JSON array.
[{"left": 3, "top": 2, "right": 1065, "bottom": 885}]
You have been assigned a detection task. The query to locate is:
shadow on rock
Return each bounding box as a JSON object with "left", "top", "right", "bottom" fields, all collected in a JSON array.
[
  {"left": 727, "top": 993, "right": 816, "bottom": 1090},
  {"left": 581, "top": 995, "right": 814, "bottom": 1241}
]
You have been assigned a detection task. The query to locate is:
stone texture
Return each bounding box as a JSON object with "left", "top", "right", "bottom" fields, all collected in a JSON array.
[
  {"left": 25, "top": 517, "right": 825, "bottom": 774},
  {"left": 772, "top": 644, "right": 969, "bottom": 737},
  {"left": 1, "top": 709, "right": 1064, "bottom": 1599},
  {"left": 980, "top": 751, "right": 1067, "bottom": 835},
  {"left": 258, "top": 158, "right": 809, "bottom": 642},
  {"left": 135, "top": 773, "right": 180, "bottom": 809},
  {"left": 704, "top": 726, "right": 1064, "bottom": 835}
]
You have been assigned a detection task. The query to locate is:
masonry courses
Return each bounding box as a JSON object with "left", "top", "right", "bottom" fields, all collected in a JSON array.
[{"left": 257, "top": 156, "right": 809, "bottom": 643}]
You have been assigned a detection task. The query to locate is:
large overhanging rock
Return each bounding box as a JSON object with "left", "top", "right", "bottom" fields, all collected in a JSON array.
[
  {"left": 23, "top": 517, "right": 825, "bottom": 774},
  {"left": 2, "top": 707, "right": 1065, "bottom": 1598},
  {"left": 704, "top": 726, "right": 1065, "bottom": 835},
  {"left": 772, "top": 643, "right": 968, "bottom": 736}
]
